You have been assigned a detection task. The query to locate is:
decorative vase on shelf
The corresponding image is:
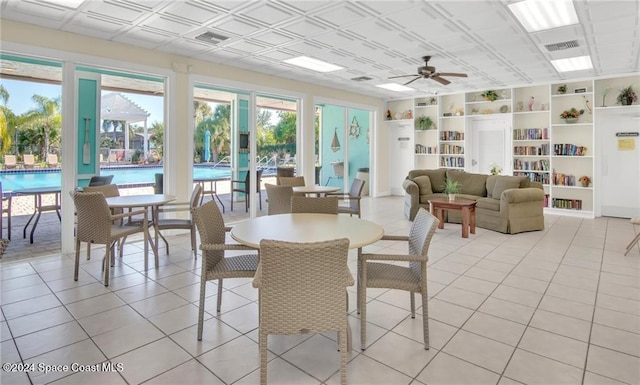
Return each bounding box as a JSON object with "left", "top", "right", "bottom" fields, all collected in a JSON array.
[
  {"left": 564, "top": 117, "right": 579, "bottom": 124},
  {"left": 448, "top": 194, "right": 456, "bottom": 202},
  {"left": 622, "top": 97, "right": 634, "bottom": 106}
]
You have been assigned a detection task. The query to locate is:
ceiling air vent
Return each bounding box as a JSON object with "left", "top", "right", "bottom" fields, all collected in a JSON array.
[
  {"left": 195, "top": 31, "right": 229, "bottom": 45},
  {"left": 351, "top": 76, "right": 373, "bottom": 81},
  {"left": 545, "top": 40, "right": 580, "bottom": 52}
]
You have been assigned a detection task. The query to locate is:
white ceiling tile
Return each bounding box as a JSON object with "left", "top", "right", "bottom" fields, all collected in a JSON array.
[
  {"left": 158, "top": 39, "right": 213, "bottom": 56},
  {"left": 251, "top": 30, "right": 295, "bottom": 45},
  {"left": 82, "top": 1, "right": 146, "bottom": 23},
  {"left": 6, "top": 0, "right": 70, "bottom": 21},
  {"left": 214, "top": 16, "right": 263, "bottom": 36},
  {"left": 226, "top": 40, "right": 269, "bottom": 54},
  {"left": 141, "top": 15, "right": 197, "bottom": 35},
  {"left": 160, "top": 1, "right": 220, "bottom": 24},
  {"left": 260, "top": 49, "right": 298, "bottom": 61},
  {"left": 313, "top": 3, "right": 369, "bottom": 27},
  {"left": 279, "top": 18, "right": 328, "bottom": 37},
  {"left": 275, "top": 0, "right": 329, "bottom": 14},
  {"left": 242, "top": 2, "right": 293, "bottom": 25}
]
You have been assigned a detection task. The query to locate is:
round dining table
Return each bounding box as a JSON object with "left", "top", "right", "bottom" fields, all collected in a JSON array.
[
  {"left": 106, "top": 194, "right": 175, "bottom": 270},
  {"left": 230, "top": 213, "right": 383, "bottom": 249},
  {"left": 292, "top": 185, "right": 341, "bottom": 197}
]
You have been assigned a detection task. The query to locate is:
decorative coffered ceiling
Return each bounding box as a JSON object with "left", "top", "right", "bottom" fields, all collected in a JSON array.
[{"left": 1, "top": 0, "right": 639, "bottom": 99}]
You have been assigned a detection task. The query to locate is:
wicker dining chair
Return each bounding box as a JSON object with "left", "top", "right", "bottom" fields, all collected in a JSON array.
[
  {"left": 327, "top": 178, "right": 366, "bottom": 218},
  {"left": 276, "top": 176, "right": 305, "bottom": 187},
  {"left": 230, "top": 169, "right": 263, "bottom": 212},
  {"left": 290, "top": 196, "right": 338, "bottom": 214},
  {"left": 191, "top": 200, "right": 259, "bottom": 340},
  {"left": 358, "top": 208, "right": 439, "bottom": 350},
  {"left": 155, "top": 184, "right": 202, "bottom": 258},
  {"left": 81, "top": 184, "right": 123, "bottom": 260},
  {"left": 88, "top": 174, "right": 114, "bottom": 186},
  {"left": 253, "top": 238, "right": 353, "bottom": 385},
  {"left": 71, "top": 191, "right": 148, "bottom": 286},
  {"left": 265, "top": 183, "right": 293, "bottom": 215}
]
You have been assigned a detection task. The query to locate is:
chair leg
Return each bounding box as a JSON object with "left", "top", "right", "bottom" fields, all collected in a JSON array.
[
  {"left": 86, "top": 243, "right": 91, "bottom": 260},
  {"left": 74, "top": 239, "right": 81, "bottom": 281},
  {"left": 360, "top": 260, "right": 367, "bottom": 350},
  {"left": 410, "top": 292, "right": 416, "bottom": 318},
  {"left": 103, "top": 247, "right": 110, "bottom": 287},
  {"left": 190, "top": 227, "right": 197, "bottom": 259},
  {"left": 624, "top": 233, "right": 640, "bottom": 256},
  {"left": 260, "top": 330, "right": 268, "bottom": 385},
  {"left": 357, "top": 248, "right": 362, "bottom": 314},
  {"left": 422, "top": 288, "right": 430, "bottom": 350},
  {"left": 339, "top": 328, "right": 348, "bottom": 385},
  {"left": 217, "top": 279, "right": 224, "bottom": 312},
  {"left": 197, "top": 276, "right": 207, "bottom": 341}
]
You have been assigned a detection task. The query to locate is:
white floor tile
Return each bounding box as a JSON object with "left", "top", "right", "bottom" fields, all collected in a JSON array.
[
  {"left": 116, "top": 337, "right": 191, "bottom": 384},
  {"left": 518, "top": 327, "right": 588, "bottom": 368},
  {"left": 504, "top": 348, "right": 583, "bottom": 385},
  {"left": 144, "top": 359, "right": 225, "bottom": 385},
  {"left": 586, "top": 345, "right": 640, "bottom": 384},
  {"left": 462, "top": 312, "right": 526, "bottom": 346},
  {"left": 416, "top": 352, "right": 500, "bottom": 385},
  {"left": 443, "top": 329, "right": 514, "bottom": 373},
  {"left": 363, "top": 332, "right": 437, "bottom": 377}
]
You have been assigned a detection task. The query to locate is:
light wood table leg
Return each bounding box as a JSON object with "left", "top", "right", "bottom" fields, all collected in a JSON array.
[
  {"left": 470, "top": 206, "right": 476, "bottom": 235},
  {"left": 461, "top": 207, "right": 470, "bottom": 238}
]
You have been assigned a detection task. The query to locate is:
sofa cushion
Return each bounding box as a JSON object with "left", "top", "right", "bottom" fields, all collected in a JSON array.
[
  {"left": 476, "top": 197, "right": 500, "bottom": 211},
  {"left": 408, "top": 169, "right": 447, "bottom": 193},
  {"left": 492, "top": 177, "right": 522, "bottom": 198},
  {"left": 486, "top": 175, "right": 530, "bottom": 198},
  {"left": 414, "top": 175, "right": 433, "bottom": 201},
  {"left": 446, "top": 170, "right": 488, "bottom": 197}
]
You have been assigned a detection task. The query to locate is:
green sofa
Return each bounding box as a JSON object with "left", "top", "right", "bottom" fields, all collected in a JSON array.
[{"left": 402, "top": 169, "right": 545, "bottom": 234}]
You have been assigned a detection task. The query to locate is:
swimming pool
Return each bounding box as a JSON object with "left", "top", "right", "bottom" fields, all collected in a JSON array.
[{"left": 0, "top": 165, "right": 234, "bottom": 192}]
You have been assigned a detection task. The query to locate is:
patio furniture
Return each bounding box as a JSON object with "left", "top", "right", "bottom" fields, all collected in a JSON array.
[
  {"left": 290, "top": 196, "right": 338, "bottom": 214},
  {"left": 191, "top": 200, "right": 259, "bottom": 340},
  {"left": 22, "top": 154, "right": 36, "bottom": 169},
  {"left": 276, "top": 166, "right": 295, "bottom": 178},
  {"left": 83, "top": 184, "right": 123, "bottom": 258},
  {"left": 71, "top": 191, "right": 149, "bottom": 286},
  {"left": 327, "top": 178, "right": 366, "bottom": 217},
  {"left": 291, "top": 185, "right": 340, "bottom": 197},
  {"left": 3, "top": 155, "right": 17, "bottom": 169},
  {"left": 13, "top": 186, "right": 61, "bottom": 244},
  {"left": 1, "top": 182, "right": 10, "bottom": 240},
  {"left": 155, "top": 184, "right": 202, "bottom": 258},
  {"left": 277, "top": 176, "right": 305, "bottom": 187},
  {"left": 194, "top": 177, "right": 225, "bottom": 213},
  {"left": 230, "top": 169, "right": 263, "bottom": 212},
  {"left": 625, "top": 217, "right": 640, "bottom": 255},
  {"left": 154, "top": 173, "right": 163, "bottom": 194},
  {"left": 265, "top": 183, "right": 293, "bottom": 215},
  {"left": 253, "top": 238, "right": 353, "bottom": 385},
  {"left": 88, "top": 174, "right": 114, "bottom": 186},
  {"left": 358, "top": 208, "right": 439, "bottom": 350},
  {"left": 46, "top": 154, "right": 59, "bottom": 168}
]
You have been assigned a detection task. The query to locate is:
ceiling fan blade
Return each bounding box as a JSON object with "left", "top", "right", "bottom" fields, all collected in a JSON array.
[
  {"left": 437, "top": 72, "right": 468, "bottom": 78},
  {"left": 431, "top": 75, "right": 451, "bottom": 85},
  {"left": 403, "top": 76, "right": 422, "bottom": 86},
  {"left": 388, "top": 74, "right": 418, "bottom": 79}
]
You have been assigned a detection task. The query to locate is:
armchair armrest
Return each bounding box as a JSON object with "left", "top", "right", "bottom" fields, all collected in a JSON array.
[
  {"left": 402, "top": 179, "right": 419, "bottom": 195},
  {"left": 380, "top": 235, "right": 409, "bottom": 242}
]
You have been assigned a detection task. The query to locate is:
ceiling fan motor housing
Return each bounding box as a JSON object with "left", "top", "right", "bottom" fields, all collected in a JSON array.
[{"left": 419, "top": 65, "right": 436, "bottom": 75}]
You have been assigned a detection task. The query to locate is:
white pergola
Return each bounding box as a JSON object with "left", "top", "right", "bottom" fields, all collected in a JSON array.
[{"left": 101, "top": 92, "right": 150, "bottom": 158}]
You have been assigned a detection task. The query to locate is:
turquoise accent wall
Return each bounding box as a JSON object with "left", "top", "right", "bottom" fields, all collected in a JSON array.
[
  {"left": 320, "top": 105, "right": 369, "bottom": 188},
  {"left": 77, "top": 78, "right": 98, "bottom": 178}
]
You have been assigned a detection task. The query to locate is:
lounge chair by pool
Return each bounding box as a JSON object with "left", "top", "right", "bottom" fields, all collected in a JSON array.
[
  {"left": 3, "top": 155, "right": 17, "bottom": 169},
  {"left": 23, "top": 154, "right": 36, "bottom": 169}
]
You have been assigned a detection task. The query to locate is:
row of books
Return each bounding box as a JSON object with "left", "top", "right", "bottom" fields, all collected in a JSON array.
[
  {"left": 440, "top": 157, "right": 465, "bottom": 168},
  {"left": 514, "top": 171, "right": 550, "bottom": 185},
  {"left": 440, "top": 144, "right": 464, "bottom": 154},
  {"left": 552, "top": 198, "right": 583, "bottom": 210},
  {"left": 551, "top": 170, "right": 576, "bottom": 186},
  {"left": 440, "top": 131, "right": 464, "bottom": 141},
  {"left": 415, "top": 144, "right": 437, "bottom": 154},
  {"left": 513, "top": 159, "right": 550, "bottom": 171},
  {"left": 543, "top": 194, "right": 550, "bottom": 208},
  {"left": 513, "top": 144, "right": 550, "bottom": 155},
  {"left": 513, "top": 128, "right": 549, "bottom": 140},
  {"left": 553, "top": 144, "right": 587, "bottom": 156}
]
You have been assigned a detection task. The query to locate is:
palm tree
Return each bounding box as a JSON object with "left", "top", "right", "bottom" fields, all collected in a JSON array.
[
  {"left": 0, "top": 85, "right": 13, "bottom": 154},
  {"left": 22, "top": 94, "right": 61, "bottom": 159},
  {"left": 193, "top": 100, "right": 212, "bottom": 126},
  {"left": 149, "top": 121, "right": 164, "bottom": 156}
]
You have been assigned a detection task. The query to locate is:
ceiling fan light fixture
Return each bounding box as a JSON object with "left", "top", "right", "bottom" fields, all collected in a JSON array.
[
  {"left": 551, "top": 55, "right": 593, "bottom": 72},
  {"left": 376, "top": 83, "right": 413, "bottom": 92},
  {"left": 508, "top": 0, "right": 579, "bottom": 32},
  {"left": 283, "top": 56, "right": 343, "bottom": 73}
]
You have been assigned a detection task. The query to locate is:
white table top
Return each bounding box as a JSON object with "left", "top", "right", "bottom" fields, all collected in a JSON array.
[
  {"left": 230, "top": 213, "right": 384, "bottom": 249},
  {"left": 292, "top": 185, "right": 341, "bottom": 194},
  {"left": 105, "top": 194, "right": 175, "bottom": 208}
]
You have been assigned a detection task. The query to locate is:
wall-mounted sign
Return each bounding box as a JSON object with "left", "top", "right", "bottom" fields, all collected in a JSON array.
[{"left": 616, "top": 132, "right": 639, "bottom": 137}]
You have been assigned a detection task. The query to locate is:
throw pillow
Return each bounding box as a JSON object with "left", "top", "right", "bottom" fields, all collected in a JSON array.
[
  {"left": 414, "top": 175, "right": 433, "bottom": 195},
  {"left": 492, "top": 177, "right": 521, "bottom": 199}
]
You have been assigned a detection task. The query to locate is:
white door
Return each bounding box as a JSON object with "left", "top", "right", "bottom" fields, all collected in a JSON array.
[
  {"left": 598, "top": 111, "right": 640, "bottom": 218},
  {"left": 469, "top": 116, "right": 511, "bottom": 175},
  {"left": 388, "top": 121, "right": 414, "bottom": 195}
]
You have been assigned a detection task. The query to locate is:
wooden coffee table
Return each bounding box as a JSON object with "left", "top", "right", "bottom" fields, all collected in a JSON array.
[{"left": 428, "top": 198, "right": 477, "bottom": 238}]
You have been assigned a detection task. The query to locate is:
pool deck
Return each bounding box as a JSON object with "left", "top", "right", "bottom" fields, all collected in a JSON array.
[{"left": 1, "top": 176, "right": 282, "bottom": 260}]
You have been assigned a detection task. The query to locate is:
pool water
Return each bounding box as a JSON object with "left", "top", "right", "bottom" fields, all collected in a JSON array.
[{"left": 0, "top": 166, "right": 233, "bottom": 192}]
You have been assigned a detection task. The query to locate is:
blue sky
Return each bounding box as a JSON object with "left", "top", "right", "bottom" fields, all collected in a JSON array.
[{"left": 0, "top": 78, "right": 164, "bottom": 124}]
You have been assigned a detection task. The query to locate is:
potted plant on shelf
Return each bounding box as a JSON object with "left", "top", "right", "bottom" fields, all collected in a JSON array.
[
  {"left": 579, "top": 176, "right": 591, "bottom": 187},
  {"left": 559, "top": 107, "right": 584, "bottom": 123},
  {"left": 443, "top": 180, "right": 461, "bottom": 201},
  {"left": 481, "top": 90, "right": 499, "bottom": 102},
  {"left": 617, "top": 86, "right": 638, "bottom": 106},
  {"left": 416, "top": 115, "right": 434, "bottom": 130}
]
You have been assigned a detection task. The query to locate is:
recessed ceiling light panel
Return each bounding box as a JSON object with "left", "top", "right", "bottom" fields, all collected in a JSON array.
[
  {"left": 551, "top": 55, "right": 593, "bottom": 72},
  {"left": 508, "top": 0, "right": 579, "bottom": 32},
  {"left": 283, "top": 56, "right": 343, "bottom": 73},
  {"left": 376, "top": 83, "right": 414, "bottom": 92}
]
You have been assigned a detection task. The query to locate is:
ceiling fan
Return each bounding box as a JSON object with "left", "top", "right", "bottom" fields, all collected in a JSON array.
[{"left": 388, "top": 56, "right": 468, "bottom": 86}]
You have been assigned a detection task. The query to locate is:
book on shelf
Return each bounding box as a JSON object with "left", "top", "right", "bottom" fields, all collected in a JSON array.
[
  {"left": 415, "top": 144, "right": 437, "bottom": 154},
  {"left": 553, "top": 143, "right": 587, "bottom": 156},
  {"left": 440, "top": 157, "right": 465, "bottom": 168},
  {"left": 552, "top": 169, "right": 576, "bottom": 186},
  {"left": 514, "top": 171, "right": 550, "bottom": 184},
  {"left": 513, "top": 128, "right": 549, "bottom": 140},
  {"left": 551, "top": 198, "right": 582, "bottom": 210},
  {"left": 439, "top": 131, "right": 464, "bottom": 141},
  {"left": 513, "top": 144, "right": 550, "bottom": 155},
  {"left": 440, "top": 144, "right": 464, "bottom": 154},
  {"left": 513, "top": 159, "right": 549, "bottom": 171}
]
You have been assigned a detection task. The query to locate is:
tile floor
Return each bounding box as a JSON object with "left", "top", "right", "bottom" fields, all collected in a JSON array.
[{"left": 0, "top": 196, "right": 639, "bottom": 385}]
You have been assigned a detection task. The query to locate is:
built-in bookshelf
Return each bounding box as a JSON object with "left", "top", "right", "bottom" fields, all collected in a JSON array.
[
  {"left": 413, "top": 97, "right": 439, "bottom": 170},
  {"left": 438, "top": 93, "right": 465, "bottom": 169}
]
